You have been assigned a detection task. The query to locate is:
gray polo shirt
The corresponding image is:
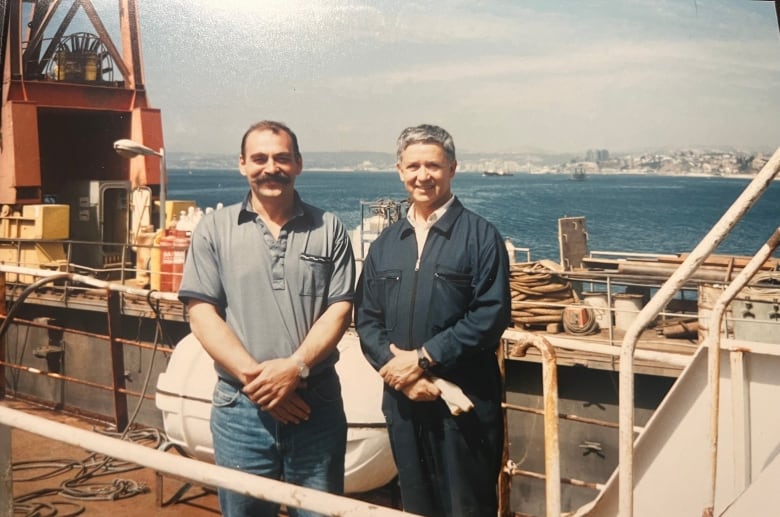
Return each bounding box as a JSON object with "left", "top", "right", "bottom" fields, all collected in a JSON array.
[{"left": 178, "top": 191, "right": 355, "bottom": 382}]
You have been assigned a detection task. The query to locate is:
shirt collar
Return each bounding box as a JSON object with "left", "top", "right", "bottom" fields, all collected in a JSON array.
[
  {"left": 237, "top": 190, "right": 307, "bottom": 225},
  {"left": 406, "top": 194, "right": 455, "bottom": 229},
  {"left": 400, "top": 196, "right": 463, "bottom": 240}
]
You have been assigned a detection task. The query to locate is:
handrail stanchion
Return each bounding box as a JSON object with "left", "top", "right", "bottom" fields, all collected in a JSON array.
[
  {"left": 0, "top": 420, "right": 10, "bottom": 517},
  {"left": 617, "top": 146, "right": 780, "bottom": 516},
  {"left": 498, "top": 338, "right": 511, "bottom": 516},
  {"left": 503, "top": 329, "right": 561, "bottom": 517}
]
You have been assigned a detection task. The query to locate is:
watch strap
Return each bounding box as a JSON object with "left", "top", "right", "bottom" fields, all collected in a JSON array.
[{"left": 417, "top": 348, "right": 430, "bottom": 370}]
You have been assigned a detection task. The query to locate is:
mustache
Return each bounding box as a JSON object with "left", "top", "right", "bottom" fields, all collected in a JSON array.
[{"left": 255, "top": 172, "right": 292, "bottom": 185}]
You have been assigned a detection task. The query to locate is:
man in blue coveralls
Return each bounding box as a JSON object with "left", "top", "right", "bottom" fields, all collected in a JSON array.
[
  {"left": 355, "top": 124, "right": 511, "bottom": 516},
  {"left": 178, "top": 120, "right": 355, "bottom": 516}
]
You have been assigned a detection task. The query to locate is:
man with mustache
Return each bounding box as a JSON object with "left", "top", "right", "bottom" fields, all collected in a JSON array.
[
  {"left": 178, "top": 120, "right": 355, "bottom": 516},
  {"left": 356, "top": 124, "right": 511, "bottom": 516}
]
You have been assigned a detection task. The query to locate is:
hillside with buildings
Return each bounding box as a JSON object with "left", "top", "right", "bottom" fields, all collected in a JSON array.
[{"left": 167, "top": 148, "right": 773, "bottom": 177}]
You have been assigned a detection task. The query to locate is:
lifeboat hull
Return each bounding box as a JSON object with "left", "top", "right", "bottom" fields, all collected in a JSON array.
[{"left": 155, "top": 332, "right": 397, "bottom": 493}]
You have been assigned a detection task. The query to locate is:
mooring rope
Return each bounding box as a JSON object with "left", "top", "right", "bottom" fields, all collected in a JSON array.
[{"left": 509, "top": 262, "right": 577, "bottom": 327}]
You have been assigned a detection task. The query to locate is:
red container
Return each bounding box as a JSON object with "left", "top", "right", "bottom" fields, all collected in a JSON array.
[
  {"left": 172, "top": 235, "right": 190, "bottom": 292},
  {"left": 159, "top": 234, "right": 176, "bottom": 292}
]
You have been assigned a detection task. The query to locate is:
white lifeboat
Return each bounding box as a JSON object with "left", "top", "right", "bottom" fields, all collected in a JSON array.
[{"left": 155, "top": 331, "right": 397, "bottom": 493}]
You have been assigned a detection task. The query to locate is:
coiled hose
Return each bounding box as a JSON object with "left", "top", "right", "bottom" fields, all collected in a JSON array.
[{"left": 561, "top": 302, "right": 600, "bottom": 335}]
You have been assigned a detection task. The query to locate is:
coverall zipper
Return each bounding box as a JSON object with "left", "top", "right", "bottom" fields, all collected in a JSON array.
[
  {"left": 409, "top": 236, "right": 424, "bottom": 348},
  {"left": 408, "top": 267, "right": 419, "bottom": 348}
]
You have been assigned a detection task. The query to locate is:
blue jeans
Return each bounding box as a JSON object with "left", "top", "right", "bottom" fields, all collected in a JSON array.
[{"left": 210, "top": 371, "right": 347, "bottom": 517}]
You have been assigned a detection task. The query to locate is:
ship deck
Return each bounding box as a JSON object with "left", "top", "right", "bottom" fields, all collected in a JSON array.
[{"left": 4, "top": 397, "right": 221, "bottom": 516}]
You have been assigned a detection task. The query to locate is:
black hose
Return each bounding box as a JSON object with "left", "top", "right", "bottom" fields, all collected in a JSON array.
[{"left": 0, "top": 273, "right": 72, "bottom": 341}]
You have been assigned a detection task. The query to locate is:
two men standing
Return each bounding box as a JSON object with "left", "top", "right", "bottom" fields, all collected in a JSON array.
[{"left": 179, "top": 121, "right": 509, "bottom": 517}]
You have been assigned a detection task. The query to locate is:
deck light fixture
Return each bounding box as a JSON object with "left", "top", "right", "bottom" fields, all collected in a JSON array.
[{"left": 113, "top": 139, "right": 167, "bottom": 231}]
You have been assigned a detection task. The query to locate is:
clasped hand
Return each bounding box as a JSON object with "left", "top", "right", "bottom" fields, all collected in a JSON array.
[
  {"left": 379, "top": 344, "right": 441, "bottom": 402},
  {"left": 242, "top": 357, "right": 311, "bottom": 424}
]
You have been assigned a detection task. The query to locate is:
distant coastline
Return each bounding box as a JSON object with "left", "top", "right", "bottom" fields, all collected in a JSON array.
[
  {"left": 168, "top": 167, "right": 771, "bottom": 181},
  {"left": 168, "top": 147, "right": 774, "bottom": 179}
]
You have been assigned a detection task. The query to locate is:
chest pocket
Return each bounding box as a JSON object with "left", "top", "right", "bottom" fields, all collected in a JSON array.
[
  {"left": 298, "top": 254, "right": 334, "bottom": 296},
  {"left": 430, "top": 267, "right": 474, "bottom": 329},
  {"left": 368, "top": 269, "right": 401, "bottom": 331}
]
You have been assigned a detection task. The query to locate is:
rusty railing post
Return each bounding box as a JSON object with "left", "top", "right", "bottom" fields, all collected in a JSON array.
[
  {"left": 498, "top": 339, "right": 511, "bottom": 516},
  {"left": 0, "top": 418, "right": 11, "bottom": 517},
  {"left": 502, "top": 329, "right": 561, "bottom": 517},
  {"left": 0, "top": 271, "right": 6, "bottom": 400},
  {"left": 107, "top": 290, "right": 129, "bottom": 431}
]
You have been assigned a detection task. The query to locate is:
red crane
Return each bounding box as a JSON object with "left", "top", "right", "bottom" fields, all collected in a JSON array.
[{"left": 0, "top": 0, "right": 164, "bottom": 207}]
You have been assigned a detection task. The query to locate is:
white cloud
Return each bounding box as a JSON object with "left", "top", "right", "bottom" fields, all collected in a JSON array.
[{"left": 137, "top": 1, "right": 780, "bottom": 153}]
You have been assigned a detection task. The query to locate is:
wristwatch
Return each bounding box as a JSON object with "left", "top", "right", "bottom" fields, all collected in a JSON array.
[
  {"left": 293, "top": 355, "right": 310, "bottom": 379},
  {"left": 417, "top": 348, "right": 431, "bottom": 370}
]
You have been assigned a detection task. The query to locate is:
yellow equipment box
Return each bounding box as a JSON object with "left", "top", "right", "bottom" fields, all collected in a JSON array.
[{"left": 0, "top": 204, "right": 70, "bottom": 240}]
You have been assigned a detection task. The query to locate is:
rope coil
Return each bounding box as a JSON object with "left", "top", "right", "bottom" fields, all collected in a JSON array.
[{"left": 510, "top": 262, "right": 577, "bottom": 327}]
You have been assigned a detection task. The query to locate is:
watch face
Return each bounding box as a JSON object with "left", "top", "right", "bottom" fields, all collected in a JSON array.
[
  {"left": 295, "top": 357, "right": 310, "bottom": 379},
  {"left": 417, "top": 348, "right": 430, "bottom": 370}
]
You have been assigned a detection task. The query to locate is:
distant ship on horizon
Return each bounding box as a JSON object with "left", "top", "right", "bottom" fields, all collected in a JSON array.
[
  {"left": 483, "top": 169, "right": 514, "bottom": 177},
  {"left": 571, "top": 166, "right": 587, "bottom": 180}
]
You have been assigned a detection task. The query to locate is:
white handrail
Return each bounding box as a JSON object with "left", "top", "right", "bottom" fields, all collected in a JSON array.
[
  {"left": 702, "top": 227, "right": 780, "bottom": 516},
  {"left": 617, "top": 146, "right": 780, "bottom": 516},
  {"left": 0, "top": 264, "right": 180, "bottom": 301},
  {"left": 0, "top": 406, "right": 414, "bottom": 517}
]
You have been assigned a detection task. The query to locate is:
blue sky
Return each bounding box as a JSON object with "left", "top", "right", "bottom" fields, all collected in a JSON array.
[{"left": 130, "top": 1, "right": 780, "bottom": 155}]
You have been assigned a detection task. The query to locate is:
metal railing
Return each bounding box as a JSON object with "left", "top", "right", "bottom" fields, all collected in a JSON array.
[
  {"left": 617, "top": 146, "right": 780, "bottom": 516},
  {"left": 499, "top": 330, "right": 561, "bottom": 517},
  {"left": 496, "top": 147, "right": 780, "bottom": 516},
  {"left": 0, "top": 235, "right": 187, "bottom": 296},
  {"left": 701, "top": 226, "right": 780, "bottom": 517},
  {"left": 0, "top": 405, "right": 413, "bottom": 517},
  {"left": 0, "top": 265, "right": 181, "bottom": 430}
]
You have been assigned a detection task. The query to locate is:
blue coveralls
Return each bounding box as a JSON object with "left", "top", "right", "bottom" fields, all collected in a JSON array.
[{"left": 356, "top": 197, "right": 511, "bottom": 517}]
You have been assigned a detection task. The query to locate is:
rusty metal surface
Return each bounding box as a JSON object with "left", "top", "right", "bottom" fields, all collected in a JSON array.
[{"left": 502, "top": 330, "right": 562, "bottom": 517}]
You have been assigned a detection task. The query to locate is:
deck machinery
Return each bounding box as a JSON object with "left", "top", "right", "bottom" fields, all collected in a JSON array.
[{"left": 1, "top": 0, "right": 164, "bottom": 268}]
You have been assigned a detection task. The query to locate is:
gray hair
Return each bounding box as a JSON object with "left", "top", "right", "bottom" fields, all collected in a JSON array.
[{"left": 396, "top": 124, "right": 456, "bottom": 162}]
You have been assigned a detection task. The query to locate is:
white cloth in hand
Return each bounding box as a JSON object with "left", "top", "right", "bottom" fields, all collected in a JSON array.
[{"left": 431, "top": 376, "right": 474, "bottom": 415}]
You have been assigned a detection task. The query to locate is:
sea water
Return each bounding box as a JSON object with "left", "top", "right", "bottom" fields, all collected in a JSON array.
[{"left": 168, "top": 169, "right": 780, "bottom": 261}]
